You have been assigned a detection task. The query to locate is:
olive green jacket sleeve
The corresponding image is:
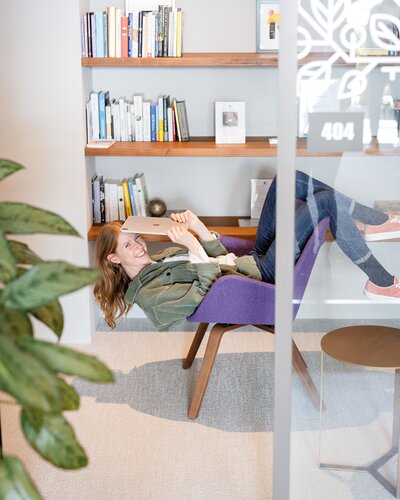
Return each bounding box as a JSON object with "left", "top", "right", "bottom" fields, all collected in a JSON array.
[{"left": 200, "top": 232, "right": 229, "bottom": 257}]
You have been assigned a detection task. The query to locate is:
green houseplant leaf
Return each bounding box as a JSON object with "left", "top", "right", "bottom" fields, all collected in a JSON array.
[
  {"left": 0, "top": 202, "right": 80, "bottom": 236},
  {"left": 19, "top": 338, "right": 114, "bottom": 382},
  {"left": 0, "top": 455, "right": 42, "bottom": 500},
  {"left": 0, "top": 335, "right": 61, "bottom": 413},
  {"left": 21, "top": 409, "right": 88, "bottom": 470},
  {"left": 0, "top": 303, "right": 33, "bottom": 339},
  {"left": 8, "top": 240, "right": 43, "bottom": 265},
  {"left": 31, "top": 299, "right": 64, "bottom": 338},
  {"left": 2, "top": 261, "right": 99, "bottom": 311},
  {"left": 58, "top": 377, "right": 80, "bottom": 411},
  {"left": 0, "top": 159, "right": 24, "bottom": 182},
  {"left": 0, "top": 230, "right": 17, "bottom": 283}
]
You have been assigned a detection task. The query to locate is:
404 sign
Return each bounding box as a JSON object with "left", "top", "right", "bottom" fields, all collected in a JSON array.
[{"left": 307, "top": 112, "right": 364, "bottom": 153}]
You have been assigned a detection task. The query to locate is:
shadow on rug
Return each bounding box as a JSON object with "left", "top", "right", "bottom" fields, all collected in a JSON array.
[{"left": 73, "top": 352, "right": 393, "bottom": 433}]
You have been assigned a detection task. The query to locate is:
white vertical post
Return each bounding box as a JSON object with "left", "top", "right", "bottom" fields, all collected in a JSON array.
[{"left": 272, "top": 0, "right": 299, "bottom": 498}]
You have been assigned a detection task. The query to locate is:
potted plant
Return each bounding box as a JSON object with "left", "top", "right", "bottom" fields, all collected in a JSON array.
[{"left": 0, "top": 159, "right": 113, "bottom": 499}]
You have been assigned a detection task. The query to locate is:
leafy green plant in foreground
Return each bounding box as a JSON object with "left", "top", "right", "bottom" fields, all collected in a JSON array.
[{"left": 0, "top": 159, "right": 114, "bottom": 499}]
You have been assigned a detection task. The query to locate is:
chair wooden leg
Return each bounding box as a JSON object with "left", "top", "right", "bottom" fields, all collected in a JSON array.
[
  {"left": 188, "top": 324, "right": 238, "bottom": 420},
  {"left": 292, "top": 340, "right": 326, "bottom": 411},
  {"left": 182, "top": 323, "right": 209, "bottom": 369}
]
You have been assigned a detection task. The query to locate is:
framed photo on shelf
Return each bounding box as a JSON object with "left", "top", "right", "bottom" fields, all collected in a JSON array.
[
  {"left": 256, "top": 0, "right": 280, "bottom": 52},
  {"left": 215, "top": 102, "right": 246, "bottom": 144}
]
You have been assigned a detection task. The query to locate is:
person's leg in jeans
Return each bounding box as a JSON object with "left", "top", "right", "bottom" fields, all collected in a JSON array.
[
  {"left": 252, "top": 170, "right": 390, "bottom": 260},
  {"left": 252, "top": 186, "right": 395, "bottom": 290}
]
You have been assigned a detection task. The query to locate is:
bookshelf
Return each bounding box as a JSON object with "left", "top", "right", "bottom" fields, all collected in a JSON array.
[
  {"left": 84, "top": 52, "right": 400, "bottom": 241},
  {"left": 85, "top": 136, "right": 400, "bottom": 157}
]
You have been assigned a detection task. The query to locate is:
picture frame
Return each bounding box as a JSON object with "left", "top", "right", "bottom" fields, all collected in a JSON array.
[
  {"left": 215, "top": 102, "right": 246, "bottom": 144},
  {"left": 256, "top": 0, "right": 280, "bottom": 52}
]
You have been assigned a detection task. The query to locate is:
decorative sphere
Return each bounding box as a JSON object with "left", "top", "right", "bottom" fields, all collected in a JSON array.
[{"left": 147, "top": 198, "right": 167, "bottom": 217}]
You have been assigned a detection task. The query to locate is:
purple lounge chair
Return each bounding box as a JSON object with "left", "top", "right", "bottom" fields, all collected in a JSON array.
[{"left": 183, "top": 217, "right": 330, "bottom": 419}]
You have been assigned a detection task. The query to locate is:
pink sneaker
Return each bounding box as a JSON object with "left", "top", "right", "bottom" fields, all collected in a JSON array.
[
  {"left": 364, "top": 276, "right": 400, "bottom": 302},
  {"left": 364, "top": 214, "right": 400, "bottom": 241}
]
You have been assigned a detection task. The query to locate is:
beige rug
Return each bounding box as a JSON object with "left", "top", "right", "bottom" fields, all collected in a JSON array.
[{"left": 1, "top": 329, "right": 396, "bottom": 499}]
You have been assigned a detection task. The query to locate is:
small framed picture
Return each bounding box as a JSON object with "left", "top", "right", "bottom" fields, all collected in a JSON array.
[
  {"left": 215, "top": 102, "right": 246, "bottom": 144},
  {"left": 256, "top": 0, "right": 280, "bottom": 52}
]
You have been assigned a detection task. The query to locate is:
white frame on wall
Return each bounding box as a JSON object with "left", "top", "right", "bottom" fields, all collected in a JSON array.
[{"left": 256, "top": 0, "right": 281, "bottom": 52}]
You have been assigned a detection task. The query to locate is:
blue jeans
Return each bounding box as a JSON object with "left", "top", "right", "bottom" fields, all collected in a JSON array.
[{"left": 251, "top": 170, "right": 388, "bottom": 283}]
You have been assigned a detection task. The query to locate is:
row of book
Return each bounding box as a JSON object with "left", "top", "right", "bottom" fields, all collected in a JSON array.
[
  {"left": 86, "top": 91, "right": 190, "bottom": 142},
  {"left": 81, "top": 4, "right": 182, "bottom": 58},
  {"left": 91, "top": 173, "right": 149, "bottom": 224}
]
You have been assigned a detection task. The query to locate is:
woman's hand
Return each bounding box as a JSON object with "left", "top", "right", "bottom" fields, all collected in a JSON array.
[
  {"left": 170, "top": 210, "right": 213, "bottom": 241},
  {"left": 166, "top": 226, "right": 201, "bottom": 255}
]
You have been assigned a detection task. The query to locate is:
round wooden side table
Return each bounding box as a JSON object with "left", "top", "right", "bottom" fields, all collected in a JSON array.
[{"left": 320, "top": 325, "right": 400, "bottom": 498}]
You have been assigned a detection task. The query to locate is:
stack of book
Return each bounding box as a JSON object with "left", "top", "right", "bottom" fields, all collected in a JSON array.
[
  {"left": 91, "top": 172, "right": 149, "bottom": 224},
  {"left": 81, "top": 3, "right": 182, "bottom": 58},
  {"left": 86, "top": 92, "right": 189, "bottom": 143}
]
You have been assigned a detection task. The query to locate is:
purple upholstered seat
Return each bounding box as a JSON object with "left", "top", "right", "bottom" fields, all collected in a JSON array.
[{"left": 187, "top": 217, "right": 330, "bottom": 325}]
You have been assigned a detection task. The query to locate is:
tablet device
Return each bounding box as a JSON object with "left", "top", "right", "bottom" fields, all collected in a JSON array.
[{"left": 120, "top": 216, "right": 189, "bottom": 235}]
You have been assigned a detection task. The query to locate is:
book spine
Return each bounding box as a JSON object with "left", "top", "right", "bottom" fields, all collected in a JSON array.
[
  {"left": 86, "top": 102, "right": 92, "bottom": 142},
  {"left": 143, "top": 101, "right": 151, "bottom": 141},
  {"left": 153, "top": 12, "right": 158, "bottom": 58},
  {"left": 167, "top": 107, "right": 173, "bottom": 142},
  {"left": 157, "top": 6, "right": 163, "bottom": 57},
  {"left": 155, "top": 105, "right": 159, "bottom": 141},
  {"left": 172, "top": 8, "right": 177, "bottom": 57},
  {"left": 129, "top": 103, "right": 135, "bottom": 141},
  {"left": 99, "top": 176, "right": 105, "bottom": 223},
  {"left": 103, "top": 11, "right": 108, "bottom": 57},
  {"left": 133, "top": 95, "right": 143, "bottom": 141},
  {"left": 106, "top": 105, "right": 112, "bottom": 139},
  {"left": 171, "top": 102, "right": 176, "bottom": 141},
  {"left": 138, "top": 11, "right": 143, "bottom": 57},
  {"left": 81, "top": 17, "right": 86, "bottom": 57},
  {"left": 168, "top": 8, "right": 173, "bottom": 57},
  {"left": 158, "top": 96, "right": 164, "bottom": 141},
  {"left": 131, "top": 11, "right": 139, "bottom": 57},
  {"left": 111, "top": 101, "right": 121, "bottom": 141},
  {"left": 177, "top": 100, "right": 190, "bottom": 141},
  {"left": 104, "top": 180, "right": 110, "bottom": 222},
  {"left": 150, "top": 104, "right": 157, "bottom": 141},
  {"left": 119, "top": 98, "right": 127, "bottom": 141},
  {"left": 90, "top": 12, "right": 97, "bottom": 57},
  {"left": 121, "top": 16, "right": 128, "bottom": 57},
  {"left": 87, "top": 13, "right": 93, "bottom": 57},
  {"left": 90, "top": 92, "right": 100, "bottom": 140},
  {"left": 128, "top": 13, "right": 132, "bottom": 57},
  {"left": 122, "top": 180, "right": 133, "bottom": 216},
  {"left": 173, "top": 98, "right": 181, "bottom": 141},
  {"left": 176, "top": 8, "right": 182, "bottom": 57},
  {"left": 115, "top": 8, "right": 122, "bottom": 57},
  {"left": 107, "top": 7, "right": 116, "bottom": 57},
  {"left": 117, "top": 183, "right": 126, "bottom": 220},
  {"left": 92, "top": 175, "right": 101, "bottom": 223},
  {"left": 163, "top": 96, "right": 168, "bottom": 141},
  {"left": 135, "top": 174, "right": 147, "bottom": 216},
  {"left": 98, "top": 91, "right": 107, "bottom": 139},
  {"left": 96, "top": 12, "right": 104, "bottom": 57},
  {"left": 163, "top": 6, "right": 169, "bottom": 57},
  {"left": 109, "top": 181, "right": 119, "bottom": 221},
  {"left": 127, "top": 178, "right": 137, "bottom": 216}
]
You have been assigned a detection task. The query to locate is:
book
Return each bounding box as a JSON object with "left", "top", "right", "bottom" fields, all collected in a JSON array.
[
  {"left": 86, "top": 140, "right": 116, "bottom": 148},
  {"left": 127, "top": 177, "right": 138, "bottom": 215},
  {"left": 99, "top": 176, "right": 105, "bottom": 223},
  {"left": 121, "top": 16, "right": 129, "bottom": 57},
  {"left": 104, "top": 179, "right": 111, "bottom": 222},
  {"left": 108, "top": 181, "right": 119, "bottom": 221},
  {"left": 135, "top": 172, "right": 149, "bottom": 216},
  {"left": 158, "top": 96, "right": 164, "bottom": 141},
  {"left": 119, "top": 98, "right": 127, "bottom": 141},
  {"left": 107, "top": 7, "right": 116, "bottom": 57},
  {"left": 150, "top": 103, "right": 157, "bottom": 141},
  {"left": 133, "top": 95, "right": 143, "bottom": 141},
  {"left": 103, "top": 11, "right": 108, "bottom": 57},
  {"left": 117, "top": 182, "right": 126, "bottom": 220},
  {"left": 251, "top": 179, "right": 273, "bottom": 219},
  {"left": 111, "top": 101, "right": 121, "bottom": 141},
  {"left": 91, "top": 174, "right": 102, "bottom": 223},
  {"left": 173, "top": 98, "right": 182, "bottom": 141},
  {"left": 176, "top": 100, "right": 190, "bottom": 141},
  {"left": 143, "top": 101, "right": 151, "bottom": 141},
  {"left": 163, "top": 95, "right": 169, "bottom": 141},
  {"left": 167, "top": 107, "right": 173, "bottom": 142},
  {"left": 89, "top": 91, "right": 100, "bottom": 140},
  {"left": 98, "top": 91, "right": 107, "bottom": 139},
  {"left": 96, "top": 12, "right": 105, "bottom": 58},
  {"left": 90, "top": 12, "right": 97, "bottom": 57},
  {"left": 122, "top": 179, "right": 133, "bottom": 216},
  {"left": 176, "top": 8, "right": 182, "bottom": 57},
  {"left": 115, "top": 8, "right": 122, "bottom": 57},
  {"left": 81, "top": 16, "right": 87, "bottom": 57}
]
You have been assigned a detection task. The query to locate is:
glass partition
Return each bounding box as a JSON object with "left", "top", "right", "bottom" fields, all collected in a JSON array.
[{"left": 274, "top": 0, "right": 400, "bottom": 497}]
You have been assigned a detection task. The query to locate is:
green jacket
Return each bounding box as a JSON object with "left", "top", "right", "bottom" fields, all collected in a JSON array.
[{"left": 124, "top": 235, "right": 261, "bottom": 331}]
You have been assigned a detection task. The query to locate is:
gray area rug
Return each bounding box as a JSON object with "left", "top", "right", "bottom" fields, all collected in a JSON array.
[{"left": 73, "top": 351, "right": 394, "bottom": 433}]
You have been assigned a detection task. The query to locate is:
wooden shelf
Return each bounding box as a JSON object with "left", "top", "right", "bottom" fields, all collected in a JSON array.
[
  {"left": 88, "top": 216, "right": 257, "bottom": 241},
  {"left": 85, "top": 137, "right": 400, "bottom": 157},
  {"left": 81, "top": 52, "right": 347, "bottom": 68}
]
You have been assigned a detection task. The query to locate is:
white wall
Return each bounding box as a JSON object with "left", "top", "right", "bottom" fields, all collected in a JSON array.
[{"left": 0, "top": 0, "right": 94, "bottom": 342}]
